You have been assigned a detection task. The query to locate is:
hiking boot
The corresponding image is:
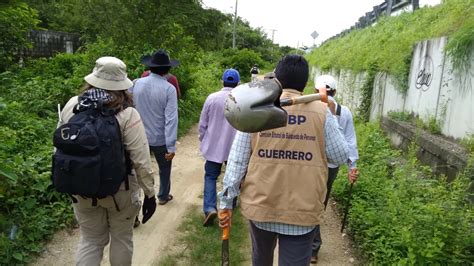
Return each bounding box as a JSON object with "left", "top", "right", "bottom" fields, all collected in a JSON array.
[
  {"left": 310, "top": 254, "right": 318, "bottom": 264},
  {"left": 203, "top": 211, "right": 217, "bottom": 226}
]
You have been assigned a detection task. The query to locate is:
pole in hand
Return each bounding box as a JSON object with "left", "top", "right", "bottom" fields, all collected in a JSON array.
[
  {"left": 341, "top": 183, "right": 354, "bottom": 233},
  {"left": 219, "top": 210, "right": 231, "bottom": 266}
]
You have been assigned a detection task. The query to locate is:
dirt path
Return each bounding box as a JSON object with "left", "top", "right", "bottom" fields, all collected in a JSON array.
[
  {"left": 33, "top": 125, "right": 358, "bottom": 265},
  {"left": 311, "top": 200, "right": 358, "bottom": 265}
]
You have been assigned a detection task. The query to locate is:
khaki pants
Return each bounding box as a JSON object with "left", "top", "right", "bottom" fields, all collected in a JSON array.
[{"left": 73, "top": 188, "right": 141, "bottom": 266}]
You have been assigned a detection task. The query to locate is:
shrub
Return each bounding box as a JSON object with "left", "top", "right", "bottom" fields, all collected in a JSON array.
[
  {"left": 387, "top": 111, "right": 413, "bottom": 122},
  {"left": 0, "top": 2, "right": 40, "bottom": 71},
  {"left": 219, "top": 48, "right": 266, "bottom": 82},
  {"left": 332, "top": 122, "right": 473, "bottom": 264}
]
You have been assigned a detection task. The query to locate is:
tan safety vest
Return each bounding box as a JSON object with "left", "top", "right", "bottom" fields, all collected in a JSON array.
[{"left": 240, "top": 89, "right": 328, "bottom": 226}]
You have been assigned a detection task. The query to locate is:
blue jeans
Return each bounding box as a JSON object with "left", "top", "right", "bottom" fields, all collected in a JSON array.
[
  {"left": 149, "top": 145, "right": 172, "bottom": 201},
  {"left": 203, "top": 160, "right": 222, "bottom": 214},
  {"left": 312, "top": 167, "right": 340, "bottom": 255}
]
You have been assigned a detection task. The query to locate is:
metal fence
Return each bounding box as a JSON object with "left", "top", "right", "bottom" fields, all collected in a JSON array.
[
  {"left": 322, "top": 0, "right": 419, "bottom": 45},
  {"left": 20, "top": 30, "right": 81, "bottom": 58}
]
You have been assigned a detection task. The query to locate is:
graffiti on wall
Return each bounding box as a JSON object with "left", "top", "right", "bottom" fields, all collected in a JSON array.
[{"left": 415, "top": 55, "right": 434, "bottom": 91}]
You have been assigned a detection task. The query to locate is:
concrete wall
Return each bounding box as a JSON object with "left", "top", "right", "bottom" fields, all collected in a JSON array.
[
  {"left": 439, "top": 54, "right": 474, "bottom": 138},
  {"left": 311, "top": 36, "right": 474, "bottom": 140},
  {"left": 380, "top": 75, "right": 406, "bottom": 116},
  {"left": 405, "top": 37, "right": 446, "bottom": 121}
]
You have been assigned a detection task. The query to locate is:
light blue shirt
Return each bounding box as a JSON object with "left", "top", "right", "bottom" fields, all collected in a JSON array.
[
  {"left": 131, "top": 73, "right": 178, "bottom": 152},
  {"left": 330, "top": 98, "right": 359, "bottom": 169},
  {"left": 218, "top": 109, "right": 349, "bottom": 235}
]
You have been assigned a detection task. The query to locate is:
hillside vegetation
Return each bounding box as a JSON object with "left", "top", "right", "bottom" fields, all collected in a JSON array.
[{"left": 307, "top": 0, "right": 474, "bottom": 90}]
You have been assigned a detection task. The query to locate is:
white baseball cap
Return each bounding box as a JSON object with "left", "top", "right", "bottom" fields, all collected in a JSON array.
[{"left": 315, "top": 74, "right": 337, "bottom": 91}]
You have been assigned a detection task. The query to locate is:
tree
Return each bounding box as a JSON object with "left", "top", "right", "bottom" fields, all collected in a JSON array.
[
  {"left": 0, "top": 2, "right": 40, "bottom": 71},
  {"left": 219, "top": 48, "right": 266, "bottom": 81}
]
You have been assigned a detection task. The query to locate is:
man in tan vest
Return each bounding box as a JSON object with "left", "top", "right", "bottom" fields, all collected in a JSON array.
[{"left": 218, "top": 55, "right": 349, "bottom": 265}]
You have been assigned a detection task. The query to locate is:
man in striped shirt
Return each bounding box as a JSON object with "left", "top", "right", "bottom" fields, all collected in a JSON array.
[{"left": 218, "top": 55, "right": 349, "bottom": 265}]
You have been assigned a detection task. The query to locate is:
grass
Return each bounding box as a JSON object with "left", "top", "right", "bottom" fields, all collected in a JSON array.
[
  {"left": 388, "top": 111, "right": 413, "bottom": 122},
  {"left": 307, "top": 0, "right": 474, "bottom": 91},
  {"left": 158, "top": 207, "right": 250, "bottom": 266}
]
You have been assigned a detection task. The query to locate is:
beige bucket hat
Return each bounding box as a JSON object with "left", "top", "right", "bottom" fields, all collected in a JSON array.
[{"left": 84, "top": 56, "right": 133, "bottom": 91}]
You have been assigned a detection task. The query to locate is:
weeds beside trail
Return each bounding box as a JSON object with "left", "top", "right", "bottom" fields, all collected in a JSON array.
[
  {"left": 332, "top": 122, "right": 473, "bottom": 264},
  {"left": 159, "top": 207, "right": 250, "bottom": 266}
]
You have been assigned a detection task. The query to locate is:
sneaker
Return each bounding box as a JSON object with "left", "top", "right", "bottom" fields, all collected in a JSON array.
[
  {"left": 203, "top": 211, "right": 217, "bottom": 226},
  {"left": 310, "top": 254, "right": 318, "bottom": 264}
]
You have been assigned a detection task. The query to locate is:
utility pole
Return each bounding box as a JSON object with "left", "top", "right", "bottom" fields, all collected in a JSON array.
[
  {"left": 232, "top": 0, "right": 238, "bottom": 49},
  {"left": 270, "top": 29, "right": 277, "bottom": 43},
  {"left": 270, "top": 29, "right": 277, "bottom": 62}
]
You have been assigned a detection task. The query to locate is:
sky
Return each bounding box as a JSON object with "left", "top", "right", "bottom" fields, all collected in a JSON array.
[{"left": 201, "top": 0, "right": 439, "bottom": 48}]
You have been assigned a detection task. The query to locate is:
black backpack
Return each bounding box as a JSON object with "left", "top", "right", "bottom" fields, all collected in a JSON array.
[{"left": 52, "top": 100, "right": 130, "bottom": 199}]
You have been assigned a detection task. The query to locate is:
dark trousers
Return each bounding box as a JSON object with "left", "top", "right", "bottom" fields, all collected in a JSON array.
[
  {"left": 312, "top": 167, "right": 340, "bottom": 255},
  {"left": 149, "top": 145, "right": 172, "bottom": 201},
  {"left": 250, "top": 221, "right": 316, "bottom": 266}
]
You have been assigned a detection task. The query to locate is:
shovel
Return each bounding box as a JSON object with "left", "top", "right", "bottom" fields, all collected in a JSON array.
[{"left": 224, "top": 78, "right": 328, "bottom": 133}]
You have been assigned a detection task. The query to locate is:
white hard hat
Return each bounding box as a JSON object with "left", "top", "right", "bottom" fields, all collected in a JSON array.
[{"left": 315, "top": 75, "right": 337, "bottom": 91}]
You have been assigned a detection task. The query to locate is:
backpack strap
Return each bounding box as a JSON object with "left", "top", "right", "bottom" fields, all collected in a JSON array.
[
  {"left": 101, "top": 104, "right": 132, "bottom": 192},
  {"left": 113, "top": 111, "right": 131, "bottom": 192},
  {"left": 336, "top": 103, "right": 342, "bottom": 116},
  {"left": 124, "top": 152, "right": 131, "bottom": 191}
]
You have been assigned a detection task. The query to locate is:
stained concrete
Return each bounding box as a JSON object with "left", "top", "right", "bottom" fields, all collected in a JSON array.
[{"left": 380, "top": 116, "right": 469, "bottom": 181}]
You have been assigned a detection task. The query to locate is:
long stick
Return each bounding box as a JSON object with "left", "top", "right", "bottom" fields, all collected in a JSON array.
[
  {"left": 341, "top": 183, "right": 354, "bottom": 233},
  {"left": 221, "top": 226, "right": 230, "bottom": 266}
]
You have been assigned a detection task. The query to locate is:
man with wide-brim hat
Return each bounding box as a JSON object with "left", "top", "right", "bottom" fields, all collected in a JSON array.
[
  {"left": 140, "top": 49, "right": 180, "bottom": 68},
  {"left": 130, "top": 49, "right": 178, "bottom": 206},
  {"left": 139, "top": 50, "right": 182, "bottom": 98}
]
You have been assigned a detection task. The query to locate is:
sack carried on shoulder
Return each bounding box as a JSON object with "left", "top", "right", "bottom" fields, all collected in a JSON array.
[{"left": 52, "top": 102, "right": 129, "bottom": 198}]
